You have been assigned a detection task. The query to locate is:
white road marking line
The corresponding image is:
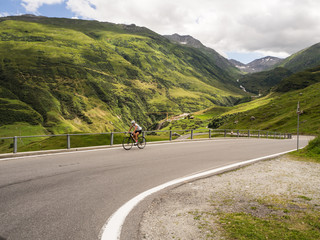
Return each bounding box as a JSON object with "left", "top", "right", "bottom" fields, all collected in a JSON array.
[{"left": 99, "top": 149, "right": 297, "bottom": 240}]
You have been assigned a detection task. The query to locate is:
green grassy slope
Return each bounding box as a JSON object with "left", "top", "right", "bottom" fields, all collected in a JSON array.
[
  {"left": 0, "top": 15, "right": 244, "bottom": 136},
  {"left": 292, "top": 135, "right": 320, "bottom": 161},
  {"left": 162, "top": 76, "right": 320, "bottom": 135},
  {"left": 238, "top": 67, "right": 293, "bottom": 94},
  {"left": 275, "top": 65, "right": 320, "bottom": 92},
  {"left": 278, "top": 43, "right": 320, "bottom": 73},
  {"left": 213, "top": 82, "right": 320, "bottom": 134},
  {"left": 164, "top": 34, "right": 242, "bottom": 80}
]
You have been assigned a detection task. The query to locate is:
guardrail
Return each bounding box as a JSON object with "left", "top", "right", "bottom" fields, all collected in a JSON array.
[{"left": 0, "top": 129, "right": 292, "bottom": 154}]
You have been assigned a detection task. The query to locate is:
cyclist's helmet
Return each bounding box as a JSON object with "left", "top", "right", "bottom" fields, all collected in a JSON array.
[{"left": 131, "top": 120, "right": 135, "bottom": 124}]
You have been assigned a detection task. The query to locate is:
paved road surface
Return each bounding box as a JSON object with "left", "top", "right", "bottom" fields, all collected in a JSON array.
[{"left": 0, "top": 136, "right": 311, "bottom": 240}]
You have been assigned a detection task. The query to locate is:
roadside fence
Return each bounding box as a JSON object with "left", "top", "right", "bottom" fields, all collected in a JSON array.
[{"left": 0, "top": 129, "right": 292, "bottom": 154}]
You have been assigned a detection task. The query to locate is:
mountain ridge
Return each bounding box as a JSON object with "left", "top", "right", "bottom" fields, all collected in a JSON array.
[
  {"left": 236, "top": 42, "right": 320, "bottom": 94},
  {"left": 0, "top": 15, "right": 245, "bottom": 135},
  {"left": 230, "top": 56, "right": 283, "bottom": 73},
  {"left": 163, "top": 33, "right": 242, "bottom": 79},
  {"left": 276, "top": 42, "right": 320, "bottom": 73}
]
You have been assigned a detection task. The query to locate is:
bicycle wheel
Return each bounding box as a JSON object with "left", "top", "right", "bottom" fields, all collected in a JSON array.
[
  {"left": 137, "top": 136, "right": 146, "bottom": 149},
  {"left": 122, "top": 137, "right": 133, "bottom": 150}
]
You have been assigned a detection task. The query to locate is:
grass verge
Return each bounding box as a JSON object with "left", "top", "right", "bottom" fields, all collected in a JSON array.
[
  {"left": 220, "top": 211, "right": 320, "bottom": 240},
  {"left": 290, "top": 135, "right": 320, "bottom": 162}
]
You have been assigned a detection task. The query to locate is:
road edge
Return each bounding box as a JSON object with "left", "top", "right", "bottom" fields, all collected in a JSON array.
[{"left": 99, "top": 149, "right": 297, "bottom": 240}]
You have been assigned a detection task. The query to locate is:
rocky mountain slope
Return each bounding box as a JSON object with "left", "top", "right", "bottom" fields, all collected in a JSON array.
[{"left": 230, "top": 56, "right": 283, "bottom": 73}]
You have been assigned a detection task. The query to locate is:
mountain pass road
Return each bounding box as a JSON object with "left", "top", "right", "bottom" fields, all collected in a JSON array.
[{"left": 0, "top": 136, "right": 312, "bottom": 240}]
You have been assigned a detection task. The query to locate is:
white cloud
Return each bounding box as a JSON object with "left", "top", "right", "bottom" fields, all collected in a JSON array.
[
  {"left": 20, "top": 0, "right": 320, "bottom": 59},
  {"left": 21, "top": 0, "right": 64, "bottom": 13},
  {"left": 0, "top": 12, "right": 8, "bottom": 17}
]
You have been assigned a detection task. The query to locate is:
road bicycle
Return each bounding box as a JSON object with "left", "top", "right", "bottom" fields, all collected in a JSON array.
[{"left": 122, "top": 132, "right": 146, "bottom": 150}]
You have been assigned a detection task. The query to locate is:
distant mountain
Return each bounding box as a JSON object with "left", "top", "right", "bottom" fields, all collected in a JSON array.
[
  {"left": 0, "top": 15, "right": 245, "bottom": 135},
  {"left": 164, "top": 34, "right": 242, "bottom": 80},
  {"left": 247, "top": 57, "right": 283, "bottom": 72},
  {"left": 230, "top": 56, "right": 283, "bottom": 73},
  {"left": 229, "top": 59, "right": 246, "bottom": 68},
  {"left": 236, "top": 42, "right": 320, "bottom": 94}
]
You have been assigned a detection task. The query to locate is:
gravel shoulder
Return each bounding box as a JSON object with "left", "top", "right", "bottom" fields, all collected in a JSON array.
[{"left": 139, "top": 156, "right": 320, "bottom": 239}]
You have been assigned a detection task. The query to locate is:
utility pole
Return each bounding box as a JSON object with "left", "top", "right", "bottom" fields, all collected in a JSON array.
[{"left": 297, "top": 100, "right": 301, "bottom": 151}]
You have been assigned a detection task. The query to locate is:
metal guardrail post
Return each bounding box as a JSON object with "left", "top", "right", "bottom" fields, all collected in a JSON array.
[
  {"left": 224, "top": 129, "right": 226, "bottom": 137},
  {"left": 13, "top": 136, "right": 17, "bottom": 153},
  {"left": 266, "top": 132, "right": 268, "bottom": 138},
  {"left": 110, "top": 132, "right": 114, "bottom": 146},
  {"left": 169, "top": 130, "right": 172, "bottom": 141},
  {"left": 248, "top": 130, "right": 250, "bottom": 138},
  {"left": 191, "top": 130, "right": 194, "bottom": 140},
  {"left": 237, "top": 130, "right": 239, "bottom": 137},
  {"left": 209, "top": 129, "right": 211, "bottom": 138},
  {"left": 258, "top": 130, "right": 260, "bottom": 138},
  {"left": 67, "top": 134, "right": 71, "bottom": 149}
]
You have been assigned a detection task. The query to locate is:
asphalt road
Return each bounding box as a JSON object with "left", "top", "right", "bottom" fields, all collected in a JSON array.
[{"left": 0, "top": 136, "right": 311, "bottom": 240}]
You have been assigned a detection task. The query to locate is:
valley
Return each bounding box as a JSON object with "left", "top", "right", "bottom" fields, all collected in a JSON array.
[{"left": 0, "top": 15, "right": 319, "bottom": 150}]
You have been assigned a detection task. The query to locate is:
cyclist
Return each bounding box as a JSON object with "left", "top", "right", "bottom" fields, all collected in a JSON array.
[{"left": 128, "top": 120, "right": 142, "bottom": 144}]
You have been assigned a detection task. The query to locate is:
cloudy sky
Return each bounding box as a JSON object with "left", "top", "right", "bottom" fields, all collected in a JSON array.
[{"left": 1, "top": 0, "right": 320, "bottom": 63}]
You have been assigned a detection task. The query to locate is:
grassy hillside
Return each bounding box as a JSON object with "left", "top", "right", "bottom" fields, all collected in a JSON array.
[
  {"left": 161, "top": 77, "right": 320, "bottom": 135},
  {"left": 238, "top": 67, "right": 292, "bottom": 94},
  {"left": 0, "top": 15, "right": 244, "bottom": 136},
  {"left": 278, "top": 43, "right": 320, "bottom": 73},
  {"left": 275, "top": 65, "right": 320, "bottom": 92},
  {"left": 164, "top": 34, "right": 242, "bottom": 80},
  {"left": 211, "top": 82, "right": 320, "bottom": 134}
]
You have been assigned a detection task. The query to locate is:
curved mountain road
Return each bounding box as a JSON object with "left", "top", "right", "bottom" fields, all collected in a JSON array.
[{"left": 0, "top": 136, "right": 312, "bottom": 240}]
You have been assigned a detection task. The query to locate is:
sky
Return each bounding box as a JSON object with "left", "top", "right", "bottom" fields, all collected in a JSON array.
[{"left": 1, "top": 0, "right": 320, "bottom": 64}]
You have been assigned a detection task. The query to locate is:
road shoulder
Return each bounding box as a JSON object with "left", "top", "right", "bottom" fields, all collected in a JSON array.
[{"left": 139, "top": 155, "right": 320, "bottom": 239}]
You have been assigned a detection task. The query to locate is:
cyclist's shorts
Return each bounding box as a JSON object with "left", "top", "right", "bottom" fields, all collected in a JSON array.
[{"left": 135, "top": 130, "right": 142, "bottom": 134}]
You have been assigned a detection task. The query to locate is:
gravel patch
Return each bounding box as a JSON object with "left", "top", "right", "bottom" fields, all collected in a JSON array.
[{"left": 139, "top": 156, "right": 320, "bottom": 239}]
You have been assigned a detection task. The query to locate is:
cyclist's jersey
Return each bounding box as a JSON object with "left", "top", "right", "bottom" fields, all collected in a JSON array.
[{"left": 133, "top": 123, "right": 142, "bottom": 131}]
